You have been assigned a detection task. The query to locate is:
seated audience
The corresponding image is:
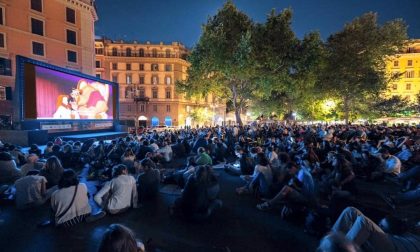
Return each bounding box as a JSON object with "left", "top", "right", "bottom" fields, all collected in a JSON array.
[
  {"left": 98, "top": 224, "right": 145, "bottom": 252},
  {"left": 15, "top": 170, "right": 54, "bottom": 209},
  {"left": 40, "top": 156, "right": 64, "bottom": 189},
  {"left": 137, "top": 158, "right": 160, "bottom": 202},
  {"left": 0, "top": 151, "right": 21, "bottom": 184}
]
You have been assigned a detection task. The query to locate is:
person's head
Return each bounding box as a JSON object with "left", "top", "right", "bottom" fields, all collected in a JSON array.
[
  {"left": 197, "top": 147, "right": 206, "bottom": 154},
  {"left": 140, "top": 158, "right": 154, "bottom": 171},
  {"left": 52, "top": 144, "right": 61, "bottom": 153},
  {"left": 30, "top": 144, "right": 39, "bottom": 151},
  {"left": 379, "top": 147, "right": 390, "bottom": 159},
  {"left": 58, "top": 169, "right": 79, "bottom": 189},
  {"left": 27, "top": 154, "right": 39, "bottom": 164},
  {"left": 278, "top": 152, "right": 290, "bottom": 165},
  {"left": 285, "top": 162, "right": 299, "bottom": 175},
  {"left": 317, "top": 233, "right": 359, "bottom": 252},
  {"left": 98, "top": 224, "right": 141, "bottom": 252},
  {"left": 63, "top": 144, "right": 73, "bottom": 154},
  {"left": 379, "top": 216, "right": 408, "bottom": 235},
  {"left": 56, "top": 95, "right": 69, "bottom": 108},
  {"left": 112, "top": 164, "right": 128, "bottom": 178},
  {"left": 45, "top": 156, "right": 63, "bottom": 172},
  {"left": 257, "top": 152, "right": 269, "bottom": 166},
  {"left": 46, "top": 141, "right": 53, "bottom": 148}
]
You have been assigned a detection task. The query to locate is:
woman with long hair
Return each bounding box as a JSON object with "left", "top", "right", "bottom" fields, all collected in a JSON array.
[
  {"left": 40, "top": 156, "right": 64, "bottom": 189},
  {"left": 98, "top": 224, "right": 144, "bottom": 252}
]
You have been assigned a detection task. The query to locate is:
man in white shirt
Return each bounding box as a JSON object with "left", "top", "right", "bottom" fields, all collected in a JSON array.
[
  {"left": 157, "top": 141, "right": 173, "bottom": 162},
  {"left": 94, "top": 164, "right": 138, "bottom": 214},
  {"left": 379, "top": 148, "right": 401, "bottom": 176}
]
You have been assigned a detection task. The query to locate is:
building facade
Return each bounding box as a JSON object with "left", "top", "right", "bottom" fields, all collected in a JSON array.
[
  {"left": 95, "top": 38, "right": 225, "bottom": 127},
  {"left": 386, "top": 40, "right": 420, "bottom": 102},
  {"left": 0, "top": 0, "right": 98, "bottom": 120}
]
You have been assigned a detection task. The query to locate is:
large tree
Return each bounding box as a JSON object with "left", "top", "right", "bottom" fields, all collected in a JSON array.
[
  {"left": 177, "top": 1, "right": 255, "bottom": 125},
  {"left": 320, "top": 12, "right": 407, "bottom": 123}
]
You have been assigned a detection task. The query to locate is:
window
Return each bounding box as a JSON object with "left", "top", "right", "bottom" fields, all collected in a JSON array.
[
  {"left": 112, "top": 48, "right": 117, "bottom": 56},
  {"left": 151, "top": 64, "right": 159, "bottom": 71},
  {"left": 96, "top": 73, "right": 101, "bottom": 78},
  {"left": 405, "top": 71, "right": 414, "bottom": 78},
  {"left": 406, "top": 83, "right": 411, "bottom": 90},
  {"left": 166, "top": 90, "right": 171, "bottom": 99},
  {"left": 139, "top": 48, "right": 144, "bottom": 57},
  {"left": 0, "top": 33, "right": 5, "bottom": 48},
  {"left": 32, "top": 41, "right": 44, "bottom": 56},
  {"left": 66, "top": 7, "right": 75, "bottom": 24},
  {"left": 408, "top": 60, "right": 413, "bottom": 67},
  {"left": 31, "top": 0, "right": 42, "bottom": 12},
  {"left": 0, "top": 57, "right": 12, "bottom": 76},
  {"left": 67, "top": 50, "right": 77, "bottom": 63},
  {"left": 166, "top": 105, "right": 171, "bottom": 112},
  {"left": 127, "top": 105, "right": 132, "bottom": 112},
  {"left": 139, "top": 89, "right": 145, "bottom": 97},
  {"left": 140, "top": 104, "right": 145, "bottom": 112},
  {"left": 66, "top": 29, "right": 77, "bottom": 45},
  {"left": 165, "top": 64, "right": 172, "bottom": 71},
  {"left": 112, "top": 74, "right": 118, "bottom": 82},
  {"left": 152, "top": 75, "right": 159, "bottom": 85},
  {"left": 152, "top": 49, "right": 158, "bottom": 57},
  {"left": 392, "top": 84, "right": 397, "bottom": 90},
  {"left": 126, "top": 63, "right": 131, "bottom": 70},
  {"left": 393, "top": 60, "right": 398, "bottom": 67},
  {"left": 31, "top": 18, "right": 44, "bottom": 36},
  {"left": 0, "top": 7, "right": 4, "bottom": 25},
  {"left": 165, "top": 76, "right": 171, "bottom": 85},
  {"left": 125, "top": 87, "right": 133, "bottom": 98},
  {"left": 126, "top": 74, "right": 132, "bottom": 84},
  {"left": 139, "top": 64, "right": 144, "bottom": 71},
  {"left": 112, "top": 63, "right": 117, "bottom": 70},
  {"left": 186, "top": 105, "right": 191, "bottom": 112},
  {"left": 126, "top": 48, "right": 131, "bottom": 57},
  {"left": 153, "top": 105, "right": 158, "bottom": 112},
  {"left": 152, "top": 89, "right": 158, "bottom": 98},
  {"left": 139, "top": 76, "right": 145, "bottom": 84},
  {"left": 95, "top": 48, "right": 103, "bottom": 54},
  {"left": 166, "top": 49, "right": 171, "bottom": 58},
  {"left": 95, "top": 60, "right": 100, "bottom": 68}
]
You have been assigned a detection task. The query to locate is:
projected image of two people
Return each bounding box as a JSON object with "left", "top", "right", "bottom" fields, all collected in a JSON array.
[{"left": 35, "top": 66, "right": 113, "bottom": 120}]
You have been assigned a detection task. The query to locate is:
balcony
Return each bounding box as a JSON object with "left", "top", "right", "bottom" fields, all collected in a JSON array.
[
  {"left": 133, "top": 96, "right": 150, "bottom": 103},
  {"left": 104, "top": 52, "right": 188, "bottom": 59}
]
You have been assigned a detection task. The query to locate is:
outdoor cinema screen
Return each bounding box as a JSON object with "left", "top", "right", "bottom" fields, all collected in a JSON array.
[{"left": 23, "top": 63, "right": 116, "bottom": 120}]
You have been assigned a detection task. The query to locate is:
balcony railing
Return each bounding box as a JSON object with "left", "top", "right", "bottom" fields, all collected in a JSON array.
[
  {"left": 100, "top": 52, "right": 188, "bottom": 60},
  {"left": 133, "top": 96, "right": 150, "bottom": 103}
]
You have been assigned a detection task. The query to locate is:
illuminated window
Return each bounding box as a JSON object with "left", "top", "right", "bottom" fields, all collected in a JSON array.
[
  {"left": 405, "top": 71, "right": 414, "bottom": 78},
  {"left": 151, "top": 64, "right": 159, "bottom": 71},
  {"left": 165, "top": 76, "right": 171, "bottom": 85},
  {"left": 152, "top": 75, "right": 159, "bottom": 85},
  {"left": 392, "top": 84, "right": 397, "bottom": 90},
  {"left": 406, "top": 83, "right": 411, "bottom": 90},
  {"left": 126, "top": 74, "right": 132, "bottom": 84}
]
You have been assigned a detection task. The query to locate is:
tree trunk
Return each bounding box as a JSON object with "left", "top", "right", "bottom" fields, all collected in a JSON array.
[
  {"left": 232, "top": 84, "right": 243, "bottom": 126},
  {"left": 344, "top": 95, "right": 350, "bottom": 125}
]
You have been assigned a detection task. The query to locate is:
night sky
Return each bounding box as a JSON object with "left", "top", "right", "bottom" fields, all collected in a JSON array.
[{"left": 95, "top": 0, "right": 420, "bottom": 47}]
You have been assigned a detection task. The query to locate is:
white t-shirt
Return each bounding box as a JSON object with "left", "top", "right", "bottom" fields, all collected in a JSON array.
[{"left": 51, "top": 183, "right": 91, "bottom": 224}]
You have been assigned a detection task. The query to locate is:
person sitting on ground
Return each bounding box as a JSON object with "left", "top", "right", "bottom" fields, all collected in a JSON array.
[
  {"left": 20, "top": 154, "right": 41, "bottom": 176},
  {"left": 236, "top": 152, "right": 273, "bottom": 197},
  {"left": 94, "top": 164, "right": 138, "bottom": 214},
  {"left": 149, "top": 139, "right": 159, "bottom": 152},
  {"left": 98, "top": 224, "right": 145, "bottom": 252},
  {"left": 317, "top": 232, "right": 360, "bottom": 252},
  {"left": 60, "top": 144, "right": 74, "bottom": 169},
  {"left": 195, "top": 147, "right": 212, "bottom": 166},
  {"left": 256, "top": 161, "right": 315, "bottom": 210},
  {"left": 136, "top": 140, "right": 154, "bottom": 161},
  {"left": 121, "top": 148, "right": 136, "bottom": 174},
  {"left": 28, "top": 144, "right": 42, "bottom": 158},
  {"left": 15, "top": 170, "right": 55, "bottom": 209},
  {"left": 372, "top": 148, "right": 401, "bottom": 179},
  {"left": 8, "top": 145, "right": 26, "bottom": 166},
  {"left": 44, "top": 142, "right": 54, "bottom": 156},
  {"left": 328, "top": 206, "right": 420, "bottom": 251},
  {"left": 51, "top": 169, "right": 92, "bottom": 227},
  {"left": 170, "top": 165, "right": 222, "bottom": 220},
  {"left": 157, "top": 141, "right": 173, "bottom": 163},
  {"left": 40, "top": 156, "right": 64, "bottom": 189},
  {"left": 224, "top": 146, "right": 255, "bottom": 176},
  {"left": 137, "top": 158, "right": 160, "bottom": 203},
  {"left": 0, "top": 151, "right": 21, "bottom": 184}
]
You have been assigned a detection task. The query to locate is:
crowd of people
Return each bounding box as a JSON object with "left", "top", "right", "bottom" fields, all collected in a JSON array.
[{"left": 0, "top": 122, "right": 420, "bottom": 251}]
